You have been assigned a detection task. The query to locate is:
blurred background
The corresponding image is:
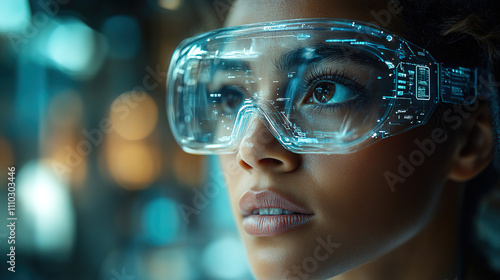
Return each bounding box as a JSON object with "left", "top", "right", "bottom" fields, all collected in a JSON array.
[
  {"left": 2, "top": 1, "right": 500, "bottom": 280},
  {"left": 0, "top": 0, "right": 254, "bottom": 279}
]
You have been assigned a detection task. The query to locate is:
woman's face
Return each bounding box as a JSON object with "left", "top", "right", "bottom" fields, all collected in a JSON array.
[{"left": 218, "top": 0, "right": 458, "bottom": 279}]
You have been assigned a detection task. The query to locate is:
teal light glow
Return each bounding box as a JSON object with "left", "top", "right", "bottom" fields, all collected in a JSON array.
[
  {"left": 0, "top": 0, "right": 30, "bottom": 33},
  {"left": 46, "top": 19, "right": 95, "bottom": 74},
  {"left": 142, "top": 197, "right": 180, "bottom": 246},
  {"left": 17, "top": 160, "right": 75, "bottom": 260},
  {"left": 201, "top": 235, "right": 250, "bottom": 279}
]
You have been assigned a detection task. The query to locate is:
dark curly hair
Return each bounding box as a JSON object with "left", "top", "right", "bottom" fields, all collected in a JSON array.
[
  {"left": 400, "top": 0, "right": 500, "bottom": 64},
  {"left": 399, "top": 1, "right": 500, "bottom": 278},
  {"left": 400, "top": 0, "right": 500, "bottom": 164}
]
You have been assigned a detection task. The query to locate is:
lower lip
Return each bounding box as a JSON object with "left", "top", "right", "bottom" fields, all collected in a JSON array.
[{"left": 242, "top": 214, "right": 313, "bottom": 236}]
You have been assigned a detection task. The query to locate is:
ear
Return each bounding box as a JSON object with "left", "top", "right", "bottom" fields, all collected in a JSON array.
[{"left": 448, "top": 102, "right": 494, "bottom": 182}]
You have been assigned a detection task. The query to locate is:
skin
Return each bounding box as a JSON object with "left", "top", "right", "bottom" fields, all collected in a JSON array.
[{"left": 217, "top": 0, "right": 494, "bottom": 279}]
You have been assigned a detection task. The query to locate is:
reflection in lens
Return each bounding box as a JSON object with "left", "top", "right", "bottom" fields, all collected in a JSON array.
[
  {"left": 313, "top": 81, "right": 336, "bottom": 103},
  {"left": 219, "top": 86, "right": 245, "bottom": 113}
]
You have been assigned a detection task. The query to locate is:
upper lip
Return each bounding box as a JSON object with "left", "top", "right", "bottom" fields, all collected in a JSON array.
[{"left": 239, "top": 189, "right": 313, "bottom": 217}]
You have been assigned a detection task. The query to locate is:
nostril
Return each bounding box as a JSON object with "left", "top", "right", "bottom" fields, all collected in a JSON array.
[
  {"left": 238, "top": 158, "right": 253, "bottom": 171},
  {"left": 259, "top": 158, "right": 283, "bottom": 166}
]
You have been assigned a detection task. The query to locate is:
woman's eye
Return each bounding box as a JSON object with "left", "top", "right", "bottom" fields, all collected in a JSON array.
[
  {"left": 312, "top": 81, "right": 336, "bottom": 103},
  {"left": 218, "top": 86, "right": 245, "bottom": 112},
  {"left": 307, "top": 81, "right": 358, "bottom": 105}
]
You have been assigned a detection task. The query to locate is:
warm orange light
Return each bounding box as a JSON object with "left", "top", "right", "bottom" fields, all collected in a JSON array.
[
  {"left": 106, "top": 139, "right": 157, "bottom": 190},
  {"left": 158, "top": 0, "right": 181, "bottom": 10},
  {"left": 173, "top": 149, "right": 206, "bottom": 187},
  {"left": 110, "top": 92, "right": 158, "bottom": 141}
]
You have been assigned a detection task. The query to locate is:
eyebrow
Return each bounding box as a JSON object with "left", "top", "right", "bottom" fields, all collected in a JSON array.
[{"left": 275, "top": 43, "right": 388, "bottom": 73}]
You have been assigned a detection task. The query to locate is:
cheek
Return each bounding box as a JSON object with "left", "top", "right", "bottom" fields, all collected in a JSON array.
[
  {"left": 303, "top": 125, "right": 455, "bottom": 264},
  {"left": 218, "top": 124, "right": 458, "bottom": 279}
]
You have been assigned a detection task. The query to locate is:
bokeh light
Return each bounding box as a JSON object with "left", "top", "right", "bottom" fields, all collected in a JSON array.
[
  {"left": 0, "top": 2, "right": 257, "bottom": 279},
  {"left": 36, "top": 18, "right": 108, "bottom": 77},
  {"left": 106, "top": 140, "right": 158, "bottom": 190},
  {"left": 17, "top": 160, "right": 76, "bottom": 261},
  {"left": 143, "top": 248, "right": 193, "bottom": 280},
  {"left": 158, "top": 0, "right": 182, "bottom": 10},
  {"left": 142, "top": 197, "right": 180, "bottom": 245},
  {"left": 110, "top": 92, "right": 159, "bottom": 141},
  {"left": 47, "top": 19, "right": 95, "bottom": 73},
  {"left": 201, "top": 235, "right": 250, "bottom": 279},
  {"left": 0, "top": 0, "right": 30, "bottom": 33}
]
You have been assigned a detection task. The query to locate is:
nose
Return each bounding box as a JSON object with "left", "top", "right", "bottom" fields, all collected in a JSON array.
[{"left": 236, "top": 117, "right": 301, "bottom": 173}]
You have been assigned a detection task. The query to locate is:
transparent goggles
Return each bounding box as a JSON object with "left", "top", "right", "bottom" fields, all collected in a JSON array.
[{"left": 167, "top": 18, "right": 479, "bottom": 154}]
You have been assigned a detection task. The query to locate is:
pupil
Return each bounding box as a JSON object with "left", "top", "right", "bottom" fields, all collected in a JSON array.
[
  {"left": 313, "top": 82, "right": 335, "bottom": 103},
  {"left": 222, "top": 87, "right": 244, "bottom": 111}
]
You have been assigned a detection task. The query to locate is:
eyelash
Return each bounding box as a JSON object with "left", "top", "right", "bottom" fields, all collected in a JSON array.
[{"left": 301, "top": 67, "right": 366, "bottom": 113}]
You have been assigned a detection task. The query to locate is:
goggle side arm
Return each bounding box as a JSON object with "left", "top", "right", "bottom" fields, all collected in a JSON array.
[{"left": 439, "top": 64, "right": 478, "bottom": 105}]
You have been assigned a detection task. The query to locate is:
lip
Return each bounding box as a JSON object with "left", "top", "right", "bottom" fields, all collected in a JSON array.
[{"left": 239, "top": 190, "right": 314, "bottom": 236}]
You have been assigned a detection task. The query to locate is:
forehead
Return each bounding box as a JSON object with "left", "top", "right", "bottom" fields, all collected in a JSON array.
[{"left": 225, "top": 0, "right": 404, "bottom": 34}]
